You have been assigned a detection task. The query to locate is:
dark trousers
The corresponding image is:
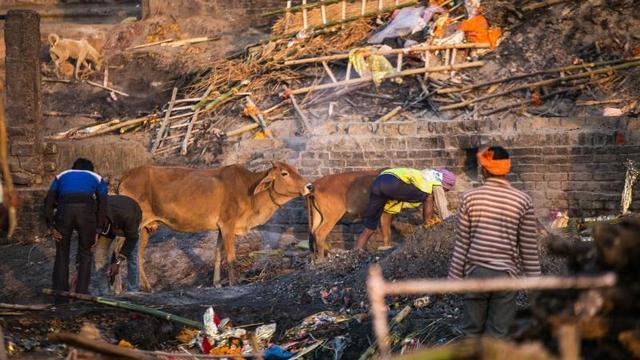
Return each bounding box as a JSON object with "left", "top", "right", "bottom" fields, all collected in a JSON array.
[
  {"left": 363, "top": 174, "right": 427, "bottom": 229},
  {"left": 463, "top": 266, "right": 517, "bottom": 337},
  {"left": 52, "top": 203, "right": 97, "bottom": 295}
]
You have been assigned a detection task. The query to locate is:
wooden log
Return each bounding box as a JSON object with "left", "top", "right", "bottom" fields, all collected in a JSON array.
[
  {"left": 437, "top": 57, "right": 638, "bottom": 95},
  {"left": 290, "top": 61, "right": 485, "bottom": 95},
  {"left": 48, "top": 332, "right": 154, "bottom": 360},
  {"left": 440, "top": 60, "right": 640, "bottom": 111},
  {"left": 43, "top": 289, "right": 204, "bottom": 329},
  {"left": 152, "top": 86, "right": 178, "bottom": 152},
  {"left": 0, "top": 303, "right": 50, "bottom": 310},
  {"left": 85, "top": 80, "right": 129, "bottom": 97},
  {"left": 285, "top": 43, "right": 489, "bottom": 65},
  {"left": 377, "top": 106, "right": 402, "bottom": 122}
]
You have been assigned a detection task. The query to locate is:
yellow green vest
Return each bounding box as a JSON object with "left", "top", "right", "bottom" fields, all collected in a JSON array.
[{"left": 381, "top": 168, "right": 442, "bottom": 214}]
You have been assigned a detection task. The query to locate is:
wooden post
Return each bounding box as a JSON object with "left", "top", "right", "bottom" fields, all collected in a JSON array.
[
  {"left": 558, "top": 323, "right": 580, "bottom": 360},
  {"left": 361, "top": 0, "right": 367, "bottom": 16},
  {"left": 302, "top": 0, "right": 308, "bottom": 30},
  {"left": 368, "top": 265, "right": 391, "bottom": 358},
  {"left": 320, "top": 0, "right": 327, "bottom": 25},
  {"left": 341, "top": 0, "right": 347, "bottom": 20},
  {"left": 152, "top": 87, "right": 178, "bottom": 152}
]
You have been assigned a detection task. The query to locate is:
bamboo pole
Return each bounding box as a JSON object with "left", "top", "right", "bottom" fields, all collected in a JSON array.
[
  {"left": 322, "top": 61, "right": 338, "bottom": 83},
  {"left": 262, "top": 0, "right": 344, "bottom": 17},
  {"left": 85, "top": 80, "right": 129, "bottom": 97},
  {"left": 43, "top": 289, "right": 204, "bottom": 329},
  {"left": 480, "top": 82, "right": 589, "bottom": 116},
  {"left": 377, "top": 106, "right": 402, "bottom": 122},
  {"left": 126, "top": 38, "right": 173, "bottom": 51},
  {"left": 72, "top": 116, "right": 157, "bottom": 139},
  {"left": 437, "top": 57, "right": 639, "bottom": 95},
  {"left": 361, "top": 0, "right": 367, "bottom": 15},
  {"left": 181, "top": 109, "right": 200, "bottom": 156},
  {"left": 341, "top": 0, "right": 347, "bottom": 20},
  {"left": 320, "top": 0, "right": 327, "bottom": 25},
  {"left": 152, "top": 86, "right": 178, "bottom": 152},
  {"left": 289, "top": 93, "right": 311, "bottom": 132},
  {"left": 523, "top": 0, "right": 568, "bottom": 12},
  {"left": 284, "top": 0, "right": 292, "bottom": 33},
  {"left": 345, "top": 60, "right": 353, "bottom": 81},
  {"left": 0, "top": 84, "right": 17, "bottom": 240},
  {"left": 48, "top": 332, "right": 155, "bottom": 360},
  {"left": 302, "top": 0, "right": 308, "bottom": 30},
  {"left": 285, "top": 43, "right": 489, "bottom": 65},
  {"left": 378, "top": 0, "right": 384, "bottom": 11},
  {"left": 396, "top": 52, "right": 403, "bottom": 72},
  {"left": 290, "top": 61, "right": 485, "bottom": 95},
  {"left": 226, "top": 123, "right": 259, "bottom": 137},
  {"left": 440, "top": 60, "right": 640, "bottom": 111},
  {"left": 0, "top": 303, "right": 50, "bottom": 310}
]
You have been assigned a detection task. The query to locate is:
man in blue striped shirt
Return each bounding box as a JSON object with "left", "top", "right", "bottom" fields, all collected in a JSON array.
[{"left": 44, "top": 158, "right": 108, "bottom": 297}]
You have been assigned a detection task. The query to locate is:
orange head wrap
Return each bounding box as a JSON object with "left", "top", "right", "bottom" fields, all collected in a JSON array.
[{"left": 477, "top": 147, "right": 511, "bottom": 176}]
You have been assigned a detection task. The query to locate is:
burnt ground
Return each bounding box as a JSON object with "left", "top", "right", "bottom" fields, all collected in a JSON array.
[{"left": 0, "top": 218, "right": 566, "bottom": 358}]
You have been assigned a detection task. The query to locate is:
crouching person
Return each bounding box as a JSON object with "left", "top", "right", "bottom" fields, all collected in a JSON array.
[{"left": 92, "top": 195, "right": 142, "bottom": 294}]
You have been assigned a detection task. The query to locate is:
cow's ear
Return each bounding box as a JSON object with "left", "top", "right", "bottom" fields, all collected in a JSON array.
[{"left": 254, "top": 172, "right": 274, "bottom": 194}]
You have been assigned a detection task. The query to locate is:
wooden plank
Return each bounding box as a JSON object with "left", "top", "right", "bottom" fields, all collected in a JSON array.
[{"left": 152, "top": 87, "right": 178, "bottom": 152}]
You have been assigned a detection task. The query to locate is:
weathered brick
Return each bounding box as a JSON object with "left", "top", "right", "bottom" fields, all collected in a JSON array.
[
  {"left": 520, "top": 173, "right": 543, "bottom": 182},
  {"left": 544, "top": 173, "right": 568, "bottom": 181},
  {"left": 569, "top": 172, "right": 592, "bottom": 181}
]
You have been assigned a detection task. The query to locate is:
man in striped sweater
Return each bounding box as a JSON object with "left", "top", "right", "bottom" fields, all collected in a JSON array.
[{"left": 448, "top": 146, "right": 541, "bottom": 337}]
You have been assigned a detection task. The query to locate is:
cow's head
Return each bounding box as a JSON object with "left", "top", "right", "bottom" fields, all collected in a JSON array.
[{"left": 254, "top": 161, "right": 313, "bottom": 197}]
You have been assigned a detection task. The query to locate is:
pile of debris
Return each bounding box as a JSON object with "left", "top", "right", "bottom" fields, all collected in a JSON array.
[{"left": 46, "top": 0, "right": 640, "bottom": 162}]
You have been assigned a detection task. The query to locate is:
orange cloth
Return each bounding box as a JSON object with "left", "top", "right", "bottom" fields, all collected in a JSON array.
[
  {"left": 459, "top": 16, "right": 501, "bottom": 49},
  {"left": 477, "top": 148, "right": 511, "bottom": 176}
]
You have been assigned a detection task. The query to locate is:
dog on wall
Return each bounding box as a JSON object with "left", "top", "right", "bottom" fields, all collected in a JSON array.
[{"left": 48, "top": 33, "right": 103, "bottom": 79}]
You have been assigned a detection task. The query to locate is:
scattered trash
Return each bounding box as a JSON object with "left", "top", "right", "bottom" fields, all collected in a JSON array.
[
  {"left": 264, "top": 344, "right": 294, "bottom": 360},
  {"left": 368, "top": 7, "right": 428, "bottom": 44},
  {"left": 117, "top": 339, "right": 134, "bottom": 348},
  {"left": 459, "top": 15, "right": 502, "bottom": 48},
  {"left": 551, "top": 211, "right": 569, "bottom": 229},
  {"left": 413, "top": 296, "right": 432, "bottom": 308}
]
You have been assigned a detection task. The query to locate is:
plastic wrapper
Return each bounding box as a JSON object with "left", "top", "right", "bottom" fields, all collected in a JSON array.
[
  {"left": 203, "top": 307, "right": 221, "bottom": 338},
  {"left": 368, "top": 7, "right": 427, "bottom": 44}
]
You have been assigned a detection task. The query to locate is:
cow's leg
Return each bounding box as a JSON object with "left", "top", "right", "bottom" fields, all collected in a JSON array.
[
  {"left": 380, "top": 212, "right": 393, "bottom": 248},
  {"left": 213, "top": 230, "right": 222, "bottom": 288},
  {"left": 312, "top": 210, "right": 343, "bottom": 260},
  {"left": 219, "top": 222, "right": 237, "bottom": 286},
  {"left": 138, "top": 226, "right": 152, "bottom": 292}
]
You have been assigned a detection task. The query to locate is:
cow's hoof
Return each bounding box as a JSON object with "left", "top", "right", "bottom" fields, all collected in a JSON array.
[{"left": 214, "top": 283, "right": 222, "bottom": 288}]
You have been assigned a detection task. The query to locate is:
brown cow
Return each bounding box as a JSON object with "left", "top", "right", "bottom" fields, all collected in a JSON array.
[
  {"left": 119, "top": 162, "right": 312, "bottom": 290},
  {"left": 306, "top": 169, "right": 396, "bottom": 259}
]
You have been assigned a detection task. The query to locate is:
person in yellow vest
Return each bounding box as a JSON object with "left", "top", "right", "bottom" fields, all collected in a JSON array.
[{"left": 354, "top": 167, "right": 456, "bottom": 250}]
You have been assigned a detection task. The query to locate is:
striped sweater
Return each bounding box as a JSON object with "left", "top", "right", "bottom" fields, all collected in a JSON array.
[{"left": 448, "top": 177, "right": 541, "bottom": 279}]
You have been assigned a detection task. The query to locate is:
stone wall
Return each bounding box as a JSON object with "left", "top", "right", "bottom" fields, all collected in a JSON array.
[{"left": 229, "top": 116, "right": 640, "bottom": 247}]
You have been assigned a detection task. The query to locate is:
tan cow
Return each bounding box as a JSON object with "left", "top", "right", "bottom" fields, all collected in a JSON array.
[
  {"left": 306, "top": 169, "right": 395, "bottom": 259},
  {"left": 118, "top": 162, "right": 312, "bottom": 290}
]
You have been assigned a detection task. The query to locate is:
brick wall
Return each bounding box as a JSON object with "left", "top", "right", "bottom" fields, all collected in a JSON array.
[{"left": 230, "top": 116, "right": 640, "bottom": 246}]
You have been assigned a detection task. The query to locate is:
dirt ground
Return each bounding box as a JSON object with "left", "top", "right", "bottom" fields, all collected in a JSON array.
[{"left": 0, "top": 218, "right": 567, "bottom": 358}]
